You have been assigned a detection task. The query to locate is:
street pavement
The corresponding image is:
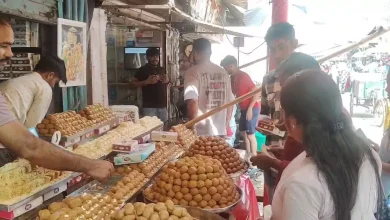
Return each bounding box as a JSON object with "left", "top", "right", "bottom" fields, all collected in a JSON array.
[{"left": 342, "top": 93, "right": 383, "bottom": 145}]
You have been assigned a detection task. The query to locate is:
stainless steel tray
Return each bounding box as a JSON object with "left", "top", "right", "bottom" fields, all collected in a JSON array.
[
  {"left": 67, "top": 175, "right": 124, "bottom": 197},
  {"left": 142, "top": 185, "right": 243, "bottom": 214},
  {"left": 0, "top": 173, "right": 76, "bottom": 212}
]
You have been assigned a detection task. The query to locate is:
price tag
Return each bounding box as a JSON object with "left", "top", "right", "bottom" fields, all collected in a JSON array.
[
  {"left": 65, "top": 136, "right": 81, "bottom": 145},
  {"left": 13, "top": 196, "right": 43, "bottom": 217},
  {"left": 138, "top": 134, "right": 151, "bottom": 144},
  {"left": 98, "top": 125, "right": 110, "bottom": 134},
  {"left": 111, "top": 121, "right": 118, "bottom": 128},
  {"left": 82, "top": 131, "right": 94, "bottom": 140},
  {"left": 43, "top": 184, "right": 67, "bottom": 201}
]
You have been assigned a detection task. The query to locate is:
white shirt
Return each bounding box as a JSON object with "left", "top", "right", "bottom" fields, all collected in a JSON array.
[
  {"left": 184, "top": 62, "right": 234, "bottom": 136},
  {"left": 272, "top": 150, "right": 381, "bottom": 220},
  {"left": 0, "top": 72, "right": 52, "bottom": 128}
]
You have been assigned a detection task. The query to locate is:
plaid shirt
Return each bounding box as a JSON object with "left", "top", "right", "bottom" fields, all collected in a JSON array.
[{"left": 261, "top": 70, "right": 284, "bottom": 145}]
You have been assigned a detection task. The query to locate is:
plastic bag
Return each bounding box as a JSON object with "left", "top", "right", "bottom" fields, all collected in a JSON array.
[{"left": 230, "top": 174, "right": 261, "bottom": 220}]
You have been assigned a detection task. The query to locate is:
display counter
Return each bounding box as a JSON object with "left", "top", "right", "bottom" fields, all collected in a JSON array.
[
  {"left": 0, "top": 108, "right": 260, "bottom": 220},
  {"left": 0, "top": 104, "right": 165, "bottom": 219}
]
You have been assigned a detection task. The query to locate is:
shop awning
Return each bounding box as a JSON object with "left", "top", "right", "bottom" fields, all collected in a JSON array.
[
  {"left": 171, "top": 7, "right": 263, "bottom": 38},
  {"left": 101, "top": 0, "right": 263, "bottom": 38}
]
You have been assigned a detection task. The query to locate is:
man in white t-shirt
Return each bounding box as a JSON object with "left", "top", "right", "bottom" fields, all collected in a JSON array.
[{"left": 184, "top": 38, "right": 234, "bottom": 136}]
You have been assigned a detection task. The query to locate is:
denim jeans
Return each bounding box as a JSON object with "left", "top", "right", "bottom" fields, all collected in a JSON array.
[{"left": 143, "top": 108, "right": 168, "bottom": 123}]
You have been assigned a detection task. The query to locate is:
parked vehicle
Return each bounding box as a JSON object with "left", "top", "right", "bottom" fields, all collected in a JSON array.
[{"left": 349, "top": 79, "right": 387, "bottom": 126}]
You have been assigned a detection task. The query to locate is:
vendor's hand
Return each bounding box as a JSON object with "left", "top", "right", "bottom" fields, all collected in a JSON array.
[
  {"left": 146, "top": 75, "right": 158, "bottom": 85},
  {"left": 246, "top": 108, "right": 253, "bottom": 120},
  {"left": 85, "top": 160, "right": 114, "bottom": 182},
  {"left": 267, "top": 145, "right": 284, "bottom": 158},
  {"left": 250, "top": 153, "right": 278, "bottom": 171}
]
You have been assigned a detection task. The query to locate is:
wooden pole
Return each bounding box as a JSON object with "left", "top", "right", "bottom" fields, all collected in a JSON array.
[
  {"left": 184, "top": 89, "right": 261, "bottom": 128},
  {"left": 317, "top": 29, "right": 390, "bottom": 63},
  {"left": 184, "top": 29, "right": 389, "bottom": 128}
]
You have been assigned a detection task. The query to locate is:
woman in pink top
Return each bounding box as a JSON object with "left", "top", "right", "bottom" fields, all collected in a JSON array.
[{"left": 272, "top": 69, "right": 383, "bottom": 220}]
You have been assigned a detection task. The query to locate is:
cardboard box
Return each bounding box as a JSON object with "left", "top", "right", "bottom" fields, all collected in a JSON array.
[
  {"left": 114, "top": 143, "right": 155, "bottom": 165},
  {"left": 151, "top": 131, "right": 178, "bottom": 142},
  {"left": 112, "top": 140, "right": 138, "bottom": 153},
  {"left": 257, "top": 121, "right": 285, "bottom": 137}
]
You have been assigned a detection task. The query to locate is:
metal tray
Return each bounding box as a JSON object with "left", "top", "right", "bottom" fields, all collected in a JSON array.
[
  {"left": 142, "top": 185, "right": 243, "bottom": 214},
  {"left": 0, "top": 173, "right": 76, "bottom": 211},
  {"left": 67, "top": 175, "right": 124, "bottom": 197}
]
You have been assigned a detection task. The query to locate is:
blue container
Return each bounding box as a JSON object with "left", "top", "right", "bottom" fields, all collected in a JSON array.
[{"left": 255, "top": 132, "right": 266, "bottom": 152}]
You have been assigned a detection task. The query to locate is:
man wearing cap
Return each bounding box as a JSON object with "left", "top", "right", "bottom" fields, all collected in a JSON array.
[
  {"left": 0, "top": 55, "right": 67, "bottom": 128},
  {"left": 184, "top": 38, "right": 234, "bottom": 136},
  {"left": 131, "top": 48, "right": 169, "bottom": 122},
  {"left": 0, "top": 18, "right": 113, "bottom": 182}
]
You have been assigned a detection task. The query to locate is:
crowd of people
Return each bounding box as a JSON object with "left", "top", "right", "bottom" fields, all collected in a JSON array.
[
  {"left": 176, "top": 22, "right": 388, "bottom": 219},
  {"left": 130, "top": 21, "right": 390, "bottom": 219},
  {"left": 251, "top": 23, "right": 389, "bottom": 219}
]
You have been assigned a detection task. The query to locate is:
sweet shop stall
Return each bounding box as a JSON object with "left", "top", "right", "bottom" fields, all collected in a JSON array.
[{"left": 0, "top": 100, "right": 261, "bottom": 220}]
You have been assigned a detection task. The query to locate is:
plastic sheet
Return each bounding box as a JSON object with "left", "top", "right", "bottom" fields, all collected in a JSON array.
[{"left": 230, "top": 174, "right": 261, "bottom": 220}]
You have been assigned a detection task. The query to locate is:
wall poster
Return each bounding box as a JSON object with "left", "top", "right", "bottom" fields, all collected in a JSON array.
[{"left": 57, "top": 18, "right": 87, "bottom": 87}]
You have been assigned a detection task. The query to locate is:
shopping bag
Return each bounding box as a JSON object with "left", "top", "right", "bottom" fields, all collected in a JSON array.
[{"left": 230, "top": 174, "right": 261, "bottom": 220}]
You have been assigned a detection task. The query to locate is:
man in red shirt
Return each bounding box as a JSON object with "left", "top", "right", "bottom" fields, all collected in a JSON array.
[{"left": 221, "top": 55, "right": 260, "bottom": 157}]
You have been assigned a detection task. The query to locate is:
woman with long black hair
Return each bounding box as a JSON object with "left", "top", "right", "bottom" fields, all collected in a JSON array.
[{"left": 271, "top": 69, "right": 383, "bottom": 220}]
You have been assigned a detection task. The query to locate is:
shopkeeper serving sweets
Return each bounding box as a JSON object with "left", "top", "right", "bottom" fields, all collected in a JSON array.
[
  {"left": 0, "top": 55, "right": 66, "bottom": 128},
  {"left": 0, "top": 18, "right": 113, "bottom": 181},
  {"left": 130, "top": 48, "right": 169, "bottom": 122}
]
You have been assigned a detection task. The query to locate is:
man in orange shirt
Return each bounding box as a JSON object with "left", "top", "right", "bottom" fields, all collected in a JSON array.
[{"left": 221, "top": 55, "right": 260, "bottom": 157}]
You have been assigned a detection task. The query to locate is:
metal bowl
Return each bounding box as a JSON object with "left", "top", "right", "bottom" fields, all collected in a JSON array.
[
  {"left": 143, "top": 185, "right": 243, "bottom": 214},
  {"left": 183, "top": 206, "right": 227, "bottom": 220},
  {"left": 228, "top": 160, "right": 249, "bottom": 179}
]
